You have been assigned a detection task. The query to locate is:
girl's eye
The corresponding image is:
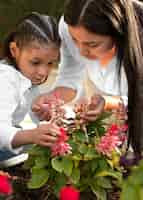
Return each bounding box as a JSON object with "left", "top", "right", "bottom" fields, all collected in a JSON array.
[
  {"left": 30, "top": 60, "right": 41, "bottom": 66},
  {"left": 48, "top": 61, "right": 59, "bottom": 67}
]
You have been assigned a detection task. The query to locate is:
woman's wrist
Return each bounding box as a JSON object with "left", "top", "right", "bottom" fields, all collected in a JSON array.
[{"left": 103, "top": 95, "right": 122, "bottom": 110}]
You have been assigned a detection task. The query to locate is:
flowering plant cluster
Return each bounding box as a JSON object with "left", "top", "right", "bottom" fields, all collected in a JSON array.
[{"left": 25, "top": 96, "right": 128, "bottom": 200}]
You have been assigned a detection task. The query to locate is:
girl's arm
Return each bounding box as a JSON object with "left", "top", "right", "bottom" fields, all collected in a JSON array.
[{"left": 11, "top": 123, "right": 60, "bottom": 148}]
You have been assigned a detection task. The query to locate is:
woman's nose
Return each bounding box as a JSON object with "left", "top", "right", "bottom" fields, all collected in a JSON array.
[{"left": 78, "top": 43, "right": 90, "bottom": 57}]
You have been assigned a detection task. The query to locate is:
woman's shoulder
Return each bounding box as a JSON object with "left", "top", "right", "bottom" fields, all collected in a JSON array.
[
  {"left": 133, "top": 0, "right": 143, "bottom": 20},
  {"left": 59, "top": 16, "right": 68, "bottom": 39}
]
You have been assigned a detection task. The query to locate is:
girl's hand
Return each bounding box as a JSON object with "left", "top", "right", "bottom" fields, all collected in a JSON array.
[
  {"left": 32, "top": 94, "right": 52, "bottom": 121},
  {"left": 32, "top": 123, "right": 61, "bottom": 147}
]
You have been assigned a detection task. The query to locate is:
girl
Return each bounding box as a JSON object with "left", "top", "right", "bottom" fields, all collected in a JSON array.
[
  {"left": 32, "top": 0, "right": 143, "bottom": 154},
  {"left": 0, "top": 12, "right": 61, "bottom": 164}
]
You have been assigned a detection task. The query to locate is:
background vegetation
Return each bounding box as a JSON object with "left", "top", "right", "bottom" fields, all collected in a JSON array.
[{"left": 0, "top": 0, "right": 65, "bottom": 42}]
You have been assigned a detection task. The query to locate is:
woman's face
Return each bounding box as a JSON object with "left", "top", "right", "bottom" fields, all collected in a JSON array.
[
  {"left": 10, "top": 41, "right": 59, "bottom": 85},
  {"left": 68, "top": 25, "right": 114, "bottom": 60}
]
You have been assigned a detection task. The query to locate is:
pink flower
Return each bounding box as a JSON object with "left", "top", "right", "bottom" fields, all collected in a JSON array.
[
  {"left": 60, "top": 186, "right": 80, "bottom": 200},
  {"left": 0, "top": 175, "right": 12, "bottom": 195},
  {"left": 96, "top": 134, "right": 122, "bottom": 156},
  {"left": 51, "top": 142, "right": 71, "bottom": 156},
  {"left": 51, "top": 127, "right": 71, "bottom": 156}
]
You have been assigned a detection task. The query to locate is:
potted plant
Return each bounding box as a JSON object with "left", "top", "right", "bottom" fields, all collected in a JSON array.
[{"left": 22, "top": 96, "right": 128, "bottom": 200}]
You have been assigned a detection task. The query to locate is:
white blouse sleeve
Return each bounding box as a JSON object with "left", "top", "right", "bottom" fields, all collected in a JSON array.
[
  {"left": 0, "top": 70, "right": 22, "bottom": 153},
  {"left": 53, "top": 17, "right": 85, "bottom": 100}
]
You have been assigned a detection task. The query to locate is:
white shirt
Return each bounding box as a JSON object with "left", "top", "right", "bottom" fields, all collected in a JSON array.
[
  {"left": 54, "top": 17, "right": 128, "bottom": 101},
  {"left": 0, "top": 62, "right": 40, "bottom": 153}
]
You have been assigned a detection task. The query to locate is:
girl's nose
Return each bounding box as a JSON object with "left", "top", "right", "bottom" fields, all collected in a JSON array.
[{"left": 38, "top": 66, "right": 49, "bottom": 76}]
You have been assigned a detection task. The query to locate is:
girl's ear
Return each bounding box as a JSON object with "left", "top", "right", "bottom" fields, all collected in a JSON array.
[{"left": 9, "top": 42, "right": 19, "bottom": 58}]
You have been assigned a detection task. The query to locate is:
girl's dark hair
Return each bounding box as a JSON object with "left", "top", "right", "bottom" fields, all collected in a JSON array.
[
  {"left": 64, "top": 0, "right": 143, "bottom": 153},
  {"left": 3, "top": 12, "right": 61, "bottom": 62}
]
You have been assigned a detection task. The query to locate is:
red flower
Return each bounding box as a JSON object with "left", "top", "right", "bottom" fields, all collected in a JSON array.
[
  {"left": 58, "top": 128, "right": 69, "bottom": 142},
  {"left": 108, "top": 124, "right": 119, "bottom": 136},
  {"left": 0, "top": 175, "right": 12, "bottom": 195},
  {"left": 60, "top": 186, "right": 80, "bottom": 200}
]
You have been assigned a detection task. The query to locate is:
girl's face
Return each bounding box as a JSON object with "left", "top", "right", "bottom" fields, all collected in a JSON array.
[
  {"left": 68, "top": 25, "right": 114, "bottom": 60},
  {"left": 10, "top": 42, "right": 59, "bottom": 85}
]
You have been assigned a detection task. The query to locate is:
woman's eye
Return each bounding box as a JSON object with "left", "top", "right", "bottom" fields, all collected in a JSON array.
[{"left": 88, "top": 43, "right": 100, "bottom": 48}]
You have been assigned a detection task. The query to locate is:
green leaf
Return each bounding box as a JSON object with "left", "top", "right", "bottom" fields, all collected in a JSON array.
[
  {"left": 90, "top": 182, "right": 107, "bottom": 200},
  {"left": 35, "top": 156, "right": 49, "bottom": 168},
  {"left": 74, "top": 130, "right": 87, "bottom": 142},
  {"left": 68, "top": 139, "right": 78, "bottom": 152},
  {"left": 62, "top": 157, "right": 73, "bottom": 176},
  {"left": 72, "top": 154, "right": 82, "bottom": 161},
  {"left": 96, "top": 126, "right": 106, "bottom": 136},
  {"left": 28, "top": 167, "right": 49, "bottom": 189},
  {"left": 23, "top": 154, "right": 35, "bottom": 169},
  {"left": 96, "top": 170, "right": 122, "bottom": 182},
  {"left": 90, "top": 159, "right": 101, "bottom": 172},
  {"left": 79, "top": 144, "right": 88, "bottom": 154},
  {"left": 54, "top": 174, "right": 67, "bottom": 195},
  {"left": 96, "top": 177, "right": 112, "bottom": 189},
  {"left": 51, "top": 157, "right": 63, "bottom": 173},
  {"left": 84, "top": 147, "right": 97, "bottom": 160},
  {"left": 71, "top": 168, "right": 80, "bottom": 184}
]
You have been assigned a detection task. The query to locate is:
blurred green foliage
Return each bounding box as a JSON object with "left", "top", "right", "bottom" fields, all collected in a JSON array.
[{"left": 0, "top": 0, "right": 65, "bottom": 42}]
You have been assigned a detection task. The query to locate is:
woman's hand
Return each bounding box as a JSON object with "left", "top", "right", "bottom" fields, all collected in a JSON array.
[
  {"left": 75, "top": 94, "right": 105, "bottom": 121},
  {"left": 112, "top": 102, "right": 128, "bottom": 121},
  {"left": 31, "top": 122, "right": 61, "bottom": 147},
  {"left": 85, "top": 94, "right": 105, "bottom": 121}
]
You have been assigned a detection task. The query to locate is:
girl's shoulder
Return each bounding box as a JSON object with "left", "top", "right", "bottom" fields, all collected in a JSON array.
[
  {"left": 0, "top": 60, "right": 17, "bottom": 73},
  {"left": 0, "top": 60, "right": 21, "bottom": 83}
]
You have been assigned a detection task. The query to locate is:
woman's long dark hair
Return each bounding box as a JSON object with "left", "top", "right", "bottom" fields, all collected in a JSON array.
[
  {"left": 3, "top": 12, "right": 61, "bottom": 66},
  {"left": 64, "top": 0, "right": 143, "bottom": 153}
]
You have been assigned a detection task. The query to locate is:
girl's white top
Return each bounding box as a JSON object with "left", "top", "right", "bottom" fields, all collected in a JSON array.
[
  {"left": 54, "top": 17, "right": 128, "bottom": 103},
  {"left": 0, "top": 62, "right": 40, "bottom": 153}
]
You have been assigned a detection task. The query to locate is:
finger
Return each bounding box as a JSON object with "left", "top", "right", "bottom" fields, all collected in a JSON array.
[
  {"left": 86, "top": 103, "right": 104, "bottom": 116},
  {"left": 86, "top": 110, "right": 100, "bottom": 116},
  {"left": 41, "top": 123, "right": 61, "bottom": 133},
  {"left": 42, "top": 134, "right": 58, "bottom": 142},
  {"left": 39, "top": 141, "right": 54, "bottom": 147},
  {"left": 36, "top": 108, "right": 51, "bottom": 121},
  {"left": 83, "top": 115, "right": 98, "bottom": 121},
  {"left": 32, "top": 105, "right": 41, "bottom": 112}
]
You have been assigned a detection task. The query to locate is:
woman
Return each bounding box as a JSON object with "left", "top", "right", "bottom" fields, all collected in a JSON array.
[{"left": 33, "top": 0, "right": 143, "bottom": 153}]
